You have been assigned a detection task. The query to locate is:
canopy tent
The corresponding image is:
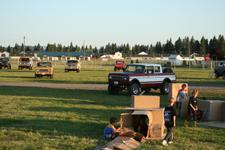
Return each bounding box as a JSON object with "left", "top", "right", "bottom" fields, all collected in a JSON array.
[{"left": 138, "top": 51, "right": 148, "bottom": 56}]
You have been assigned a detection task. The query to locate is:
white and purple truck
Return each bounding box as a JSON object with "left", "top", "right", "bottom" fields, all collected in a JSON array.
[{"left": 108, "top": 63, "right": 176, "bottom": 95}]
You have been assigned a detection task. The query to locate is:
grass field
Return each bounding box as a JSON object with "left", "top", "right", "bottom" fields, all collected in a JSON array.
[
  {"left": 0, "top": 87, "right": 225, "bottom": 150},
  {"left": 0, "top": 60, "right": 225, "bottom": 85}
]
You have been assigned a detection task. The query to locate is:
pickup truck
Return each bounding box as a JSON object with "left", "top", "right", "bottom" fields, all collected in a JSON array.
[
  {"left": 108, "top": 63, "right": 176, "bottom": 95},
  {"left": 214, "top": 65, "right": 225, "bottom": 79},
  {"left": 114, "top": 60, "right": 126, "bottom": 71}
]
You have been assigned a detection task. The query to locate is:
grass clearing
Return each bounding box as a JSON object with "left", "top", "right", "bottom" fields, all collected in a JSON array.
[
  {"left": 0, "top": 87, "right": 224, "bottom": 149},
  {"left": 0, "top": 61, "right": 225, "bottom": 85}
]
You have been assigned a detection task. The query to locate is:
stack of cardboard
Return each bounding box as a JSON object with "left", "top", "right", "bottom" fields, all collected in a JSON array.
[
  {"left": 100, "top": 96, "right": 165, "bottom": 150},
  {"left": 122, "top": 95, "right": 165, "bottom": 140}
]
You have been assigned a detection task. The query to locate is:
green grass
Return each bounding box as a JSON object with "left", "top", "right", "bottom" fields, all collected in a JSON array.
[
  {"left": 0, "top": 87, "right": 225, "bottom": 149},
  {"left": 0, "top": 61, "right": 225, "bottom": 85}
]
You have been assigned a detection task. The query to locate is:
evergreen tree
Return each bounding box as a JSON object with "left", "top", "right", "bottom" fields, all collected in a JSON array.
[{"left": 175, "top": 37, "right": 182, "bottom": 54}]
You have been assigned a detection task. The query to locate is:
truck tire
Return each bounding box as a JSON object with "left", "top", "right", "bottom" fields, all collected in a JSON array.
[
  {"left": 160, "top": 81, "right": 170, "bottom": 95},
  {"left": 223, "top": 73, "right": 225, "bottom": 80},
  {"left": 129, "top": 82, "right": 141, "bottom": 95},
  {"left": 114, "top": 67, "right": 117, "bottom": 71},
  {"left": 50, "top": 75, "right": 54, "bottom": 79},
  {"left": 108, "top": 84, "right": 119, "bottom": 95}
]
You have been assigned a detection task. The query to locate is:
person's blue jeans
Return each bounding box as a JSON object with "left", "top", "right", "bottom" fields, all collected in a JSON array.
[{"left": 164, "top": 127, "right": 173, "bottom": 142}]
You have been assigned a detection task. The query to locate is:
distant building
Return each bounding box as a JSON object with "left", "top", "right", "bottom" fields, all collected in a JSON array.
[
  {"left": 0, "top": 51, "right": 10, "bottom": 57},
  {"left": 169, "top": 54, "right": 183, "bottom": 66},
  {"left": 37, "top": 51, "right": 92, "bottom": 61},
  {"left": 100, "top": 52, "right": 123, "bottom": 60},
  {"left": 138, "top": 51, "right": 148, "bottom": 56}
]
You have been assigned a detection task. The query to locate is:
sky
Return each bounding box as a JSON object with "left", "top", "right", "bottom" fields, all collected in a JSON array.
[{"left": 0, "top": 0, "right": 225, "bottom": 47}]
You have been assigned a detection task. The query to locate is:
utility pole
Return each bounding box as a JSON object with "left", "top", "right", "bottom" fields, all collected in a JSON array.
[
  {"left": 83, "top": 40, "right": 86, "bottom": 59},
  {"left": 188, "top": 39, "right": 191, "bottom": 70},
  {"left": 23, "top": 36, "right": 25, "bottom": 56}
]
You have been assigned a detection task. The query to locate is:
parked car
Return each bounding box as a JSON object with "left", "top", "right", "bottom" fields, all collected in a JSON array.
[
  {"left": 18, "top": 57, "right": 33, "bottom": 70},
  {"left": 108, "top": 63, "right": 176, "bottom": 95},
  {"left": 35, "top": 61, "right": 54, "bottom": 78},
  {"left": 114, "top": 60, "right": 126, "bottom": 71},
  {"left": 0, "top": 57, "right": 11, "bottom": 69},
  {"left": 214, "top": 65, "right": 225, "bottom": 79},
  {"left": 65, "top": 60, "right": 81, "bottom": 72}
]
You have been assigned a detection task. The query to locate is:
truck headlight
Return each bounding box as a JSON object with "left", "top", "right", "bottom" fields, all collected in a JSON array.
[
  {"left": 123, "top": 77, "right": 128, "bottom": 80},
  {"left": 109, "top": 76, "right": 112, "bottom": 79}
]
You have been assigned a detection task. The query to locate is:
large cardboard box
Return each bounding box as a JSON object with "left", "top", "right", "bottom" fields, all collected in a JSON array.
[
  {"left": 131, "top": 96, "right": 160, "bottom": 108},
  {"left": 222, "top": 102, "right": 225, "bottom": 121},
  {"left": 198, "top": 100, "right": 224, "bottom": 121},
  {"left": 180, "top": 98, "right": 189, "bottom": 118},
  {"left": 168, "top": 83, "right": 188, "bottom": 102},
  {"left": 120, "top": 108, "right": 165, "bottom": 140}
]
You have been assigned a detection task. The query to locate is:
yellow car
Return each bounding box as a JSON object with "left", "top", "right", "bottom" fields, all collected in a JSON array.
[{"left": 35, "top": 61, "right": 54, "bottom": 79}]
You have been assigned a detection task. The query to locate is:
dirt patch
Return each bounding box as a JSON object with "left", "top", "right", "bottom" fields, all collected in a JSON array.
[{"left": 0, "top": 82, "right": 107, "bottom": 91}]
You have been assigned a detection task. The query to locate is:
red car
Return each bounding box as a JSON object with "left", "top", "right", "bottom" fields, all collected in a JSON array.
[{"left": 114, "top": 60, "right": 126, "bottom": 71}]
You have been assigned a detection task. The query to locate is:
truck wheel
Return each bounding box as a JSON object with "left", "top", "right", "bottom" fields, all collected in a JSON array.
[
  {"left": 223, "top": 74, "right": 225, "bottom": 80},
  {"left": 65, "top": 69, "right": 68, "bottom": 72},
  {"left": 50, "top": 75, "right": 54, "bottom": 79},
  {"left": 114, "top": 67, "right": 117, "bottom": 71},
  {"left": 129, "top": 82, "right": 141, "bottom": 95},
  {"left": 108, "top": 84, "right": 119, "bottom": 94},
  {"left": 77, "top": 69, "right": 80, "bottom": 73},
  {"left": 160, "top": 81, "right": 170, "bottom": 95}
]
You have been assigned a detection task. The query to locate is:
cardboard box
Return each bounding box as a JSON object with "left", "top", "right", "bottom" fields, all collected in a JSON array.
[
  {"left": 120, "top": 108, "right": 164, "bottom": 140},
  {"left": 222, "top": 102, "right": 225, "bottom": 121},
  {"left": 149, "top": 124, "right": 164, "bottom": 139},
  {"left": 101, "top": 136, "right": 140, "bottom": 150},
  {"left": 180, "top": 98, "right": 189, "bottom": 118},
  {"left": 198, "top": 100, "right": 224, "bottom": 121},
  {"left": 168, "top": 83, "right": 188, "bottom": 102},
  {"left": 131, "top": 96, "right": 160, "bottom": 108}
]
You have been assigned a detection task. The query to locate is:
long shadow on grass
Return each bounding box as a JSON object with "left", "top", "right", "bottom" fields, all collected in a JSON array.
[
  {"left": 0, "top": 118, "right": 104, "bottom": 138},
  {"left": 0, "top": 75, "right": 34, "bottom": 79},
  {"left": 29, "top": 106, "right": 123, "bottom": 121},
  {"left": 0, "top": 87, "right": 130, "bottom": 107}
]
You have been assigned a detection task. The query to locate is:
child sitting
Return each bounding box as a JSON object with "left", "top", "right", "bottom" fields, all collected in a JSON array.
[{"left": 103, "top": 117, "right": 121, "bottom": 140}]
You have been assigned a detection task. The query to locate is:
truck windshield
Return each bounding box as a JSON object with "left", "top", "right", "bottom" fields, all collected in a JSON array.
[
  {"left": 20, "top": 58, "right": 30, "bottom": 62},
  {"left": 125, "top": 65, "right": 145, "bottom": 73},
  {"left": 37, "top": 62, "right": 52, "bottom": 67}
]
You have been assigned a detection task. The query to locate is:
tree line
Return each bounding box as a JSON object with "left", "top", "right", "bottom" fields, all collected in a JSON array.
[{"left": 0, "top": 35, "right": 224, "bottom": 59}]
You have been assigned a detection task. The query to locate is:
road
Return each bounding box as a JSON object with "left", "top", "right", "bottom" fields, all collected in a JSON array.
[{"left": 0, "top": 82, "right": 225, "bottom": 90}]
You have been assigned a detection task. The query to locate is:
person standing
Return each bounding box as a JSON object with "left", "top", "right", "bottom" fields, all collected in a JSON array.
[
  {"left": 187, "top": 89, "right": 199, "bottom": 127},
  {"left": 162, "top": 97, "right": 176, "bottom": 146},
  {"left": 176, "top": 84, "right": 188, "bottom": 117}
]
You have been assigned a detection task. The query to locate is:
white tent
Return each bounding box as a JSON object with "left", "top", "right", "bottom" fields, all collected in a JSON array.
[
  {"left": 169, "top": 54, "right": 183, "bottom": 66},
  {"left": 138, "top": 51, "right": 148, "bottom": 56}
]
